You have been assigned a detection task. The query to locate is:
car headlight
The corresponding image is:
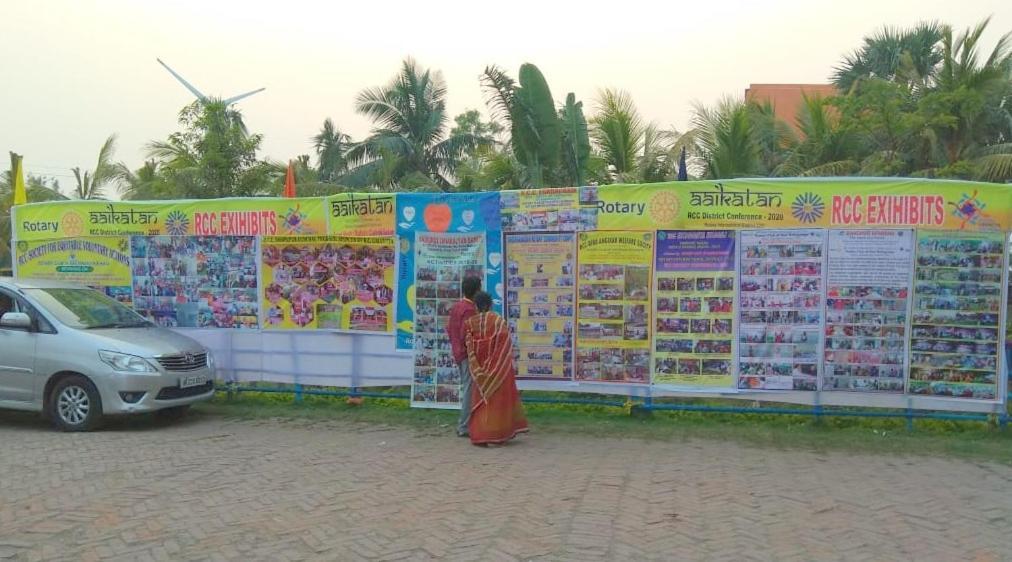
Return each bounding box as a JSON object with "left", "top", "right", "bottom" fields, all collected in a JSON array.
[
  {"left": 206, "top": 352, "right": 216, "bottom": 371},
  {"left": 99, "top": 350, "right": 157, "bottom": 373}
]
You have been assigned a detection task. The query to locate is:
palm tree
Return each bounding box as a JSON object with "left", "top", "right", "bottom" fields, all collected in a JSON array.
[
  {"left": 923, "top": 18, "right": 1012, "bottom": 175},
  {"left": 71, "top": 134, "right": 118, "bottom": 199},
  {"left": 345, "top": 59, "right": 492, "bottom": 189},
  {"left": 591, "top": 89, "right": 646, "bottom": 179},
  {"left": 775, "top": 95, "right": 860, "bottom": 176},
  {"left": 691, "top": 97, "right": 764, "bottom": 179},
  {"left": 833, "top": 22, "right": 944, "bottom": 92},
  {"left": 113, "top": 160, "right": 181, "bottom": 200},
  {"left": 312, "top": 118, "right": 352, "bottom": 182}
]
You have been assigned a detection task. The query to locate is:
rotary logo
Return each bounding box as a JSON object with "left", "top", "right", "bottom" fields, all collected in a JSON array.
[
  {"left": 648, "top": 191, "right": 680, "bottom": 225},
  {"left": 60, "top": 211, "right": 84, "bottom": 237},
  {"left": 165, "top": 210, "right": 190, "bottom": 235},
  {"left": 791, "top": 192, "right": 824, "bottom": 223}
]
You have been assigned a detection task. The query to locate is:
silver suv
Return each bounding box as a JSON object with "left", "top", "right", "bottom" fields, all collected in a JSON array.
[{"left": 0, "top": 278, "right": 215, "bottom": 430}]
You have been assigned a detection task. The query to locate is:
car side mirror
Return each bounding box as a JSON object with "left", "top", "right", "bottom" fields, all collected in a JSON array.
[{"left": 0, "top": 312, "right": 32, "bottom": 330}]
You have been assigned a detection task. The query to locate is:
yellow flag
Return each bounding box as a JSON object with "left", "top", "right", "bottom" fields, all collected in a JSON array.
[{"left": 11, "top": 152, "right": 27, "bottom": 206}]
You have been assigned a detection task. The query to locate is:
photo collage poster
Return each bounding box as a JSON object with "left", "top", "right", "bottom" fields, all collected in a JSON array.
[
  {"left": 575, "top": 231, "right": 654, "bottom": 383},
  {"left": 652, "top": 230, "right": 736, "bottom": 388},
  {"left": 505, "top": 233, "right": 577, "bottom": 380},
  {"left": 737, "top": 229, "right": 825, "bottom": 391},
  {"left": 824, "top": 230, "right": 913, "bottom": 393},
  {"left": 395, "top": 192, "right": 502, "bottom": 350},
  {"left": 130, "top": 236, "right": 259, "bottom": 329},
  {"left": 909, "top": 231, "right": 1005, "bottom": 400},
  {"left": 261, "top": 236, "right": 396, "bottom": 332},
  {"left": 499, "top": 186, "right": 599, "bottom": 232},
  {"left": 411, "top": 232, "right": 486, "bottom": 409}
]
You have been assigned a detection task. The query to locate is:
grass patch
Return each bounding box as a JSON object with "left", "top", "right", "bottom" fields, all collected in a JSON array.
[{"left": 196, "top": 388, "right": 1012, "bottom": 465}]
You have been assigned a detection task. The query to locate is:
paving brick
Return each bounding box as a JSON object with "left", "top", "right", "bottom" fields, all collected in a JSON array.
[{"left": 1, "top": 414, "right": 1010, "bottom": 561}]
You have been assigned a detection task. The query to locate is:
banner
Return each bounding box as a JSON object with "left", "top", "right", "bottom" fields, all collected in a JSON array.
[
  {"left": 261, "top": 236, "right": 395, "bottom": 332},
  {"left": 824, "top": 230, "right": 913, "bottom": 393},
  {"left": 395, "top": 192, "right": 502, "bottom": 350},
  {"left": 909, "top": 231, "right": 1005, "bottom": 400},
  {"left": 652, "top": 231, "right": 736, "bottom": 388},
  {"left": 14, "top": 198, "right": 328, "bottom": 241},
  {"left": 505, "top": 233, "right": 576, "bottom": 380},
  {"left": 130, "top": 236, "right": 259, "bottom": 329},
  {"left": 737, "top": 229, "right": 826, "bottom": 390},
  {"left": 575, "top": 231, "right": 654, "bottom": 383},
  {"left": 595, "top": 179, "right": 1012, "bottom": 232},
  {"left": 325, "top": 193, "right": 396, "bottom": 236},
  {"left": 500, "top": 186, "right": 599, "bottom": 232},
  {"left": 411, "top": 232, "right": 486, "bottom": 409},
  {"left": 15, "top": 237, "right": 133, "bottom": 305}
]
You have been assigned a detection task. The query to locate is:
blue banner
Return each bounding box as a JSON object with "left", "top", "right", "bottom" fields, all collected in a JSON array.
[{"left": 395, "top": 192, "right": 503, "bottom": 350}]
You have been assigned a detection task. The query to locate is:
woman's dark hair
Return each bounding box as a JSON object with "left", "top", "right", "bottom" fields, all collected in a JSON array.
[
  {"left": 461, "top": 276, "right": 482, "bottom": 299},
  {"left": 473, "top": 291, "right": 493, "bottom": 312}
]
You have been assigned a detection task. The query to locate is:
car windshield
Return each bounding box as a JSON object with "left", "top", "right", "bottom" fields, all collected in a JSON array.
[{"left": 23, "top": 288, "right": 151, "bottom": 329}]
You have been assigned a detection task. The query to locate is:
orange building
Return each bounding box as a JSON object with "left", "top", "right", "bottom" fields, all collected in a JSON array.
[{"left": 745, "top": 84, "right": 838, "bottom": 136}]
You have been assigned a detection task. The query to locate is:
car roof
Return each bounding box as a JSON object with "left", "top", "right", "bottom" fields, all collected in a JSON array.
[{"left": 0, "top": 277, "right": 92, "bottom": 290}]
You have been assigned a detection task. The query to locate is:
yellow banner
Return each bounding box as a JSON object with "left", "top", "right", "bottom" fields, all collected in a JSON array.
[
  {"left": 575, "top": 231, "right": 654, "bottom": 383},
  {"left": 261, "top": 235, "right": 396, "bottom": 332},
  {"left": 595, "top": 179, "right": 1012, "bottom": 232},
  {"left": 13, "top": 198, "right": 328, "bottom": 240},
  {"left": 15, "top": 237, "right": 133, "bottom": 304},
  {"left": 326, "top": 193, "right": 396, "bottom": 236}
]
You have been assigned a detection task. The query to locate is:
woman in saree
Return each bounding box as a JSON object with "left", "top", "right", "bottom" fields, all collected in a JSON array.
[{"left": 464, "top": 291, "right": 529, "bottom": 445}]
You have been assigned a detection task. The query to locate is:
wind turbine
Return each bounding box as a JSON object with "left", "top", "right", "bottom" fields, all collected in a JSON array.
[{"left": 156, "top": 58, "right": 265, "bottom": 106}]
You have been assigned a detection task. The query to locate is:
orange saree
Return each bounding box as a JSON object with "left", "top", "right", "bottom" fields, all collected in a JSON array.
[{"left": 465, "top": 312, "right": 529, "bottom": 445}]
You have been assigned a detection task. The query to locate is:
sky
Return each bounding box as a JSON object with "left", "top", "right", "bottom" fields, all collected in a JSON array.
[{"left": 1, "top": 0, "right": 1010, "bottom": 193}]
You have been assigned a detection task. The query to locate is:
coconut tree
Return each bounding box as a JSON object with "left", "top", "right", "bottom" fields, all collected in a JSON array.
[
  {"left": 312, "top": 118, "right": 352, "bottom": 182},
  {"left": 918, "top": 18, "right": 1012, "bottom": 177},
  {"left": 691, "top": 97, "right": 764, "bottom": 179},
  {"left": 775, "top": 95, "right": 860, "bottom": 176},
  {"left": 590, "top": 89, "right": 646, "bottom": 179},
  {"left": 345, "top": 59, "right": 492, "bottom": 189},
  {"left": 70, "top": 134, "right": 118, "bottom": 200}
]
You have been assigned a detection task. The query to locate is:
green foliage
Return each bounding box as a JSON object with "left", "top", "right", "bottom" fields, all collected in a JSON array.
[
  {"left": 70, "top": 134, "right": 119, "bottom": 200},
  {"left": 346, "top": 59, "right": 494, "bottom": 190},
  {"left": 691, "top": 97, "right": 764, "bottom": 179},
  {"left": 559, "top": 93, "right": 591, "bottom": 186},
  {"left": 591, "top": 89, "right": 645, "bottom": 176},
  {"left": 312, "top": 118, "right": 352, "bottom": 182},
  {"left": 145, "top": 100, "right": 273, "bottom": 198},
  {"left": 481, "top": 63, "right": 566, "bottom": 188}
]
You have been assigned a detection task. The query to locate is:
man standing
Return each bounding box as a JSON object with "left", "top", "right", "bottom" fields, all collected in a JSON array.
[{"left": 447, "top": 276, "right": 481, "bottom": 437}]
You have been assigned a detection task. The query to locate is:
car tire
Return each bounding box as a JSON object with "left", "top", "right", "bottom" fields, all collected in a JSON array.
[
  {"left": 154, "top": 405, "right": 190, "bottom": 422},
  {"left": 50, "top": 375, "right": 103, "bottom": 432}
]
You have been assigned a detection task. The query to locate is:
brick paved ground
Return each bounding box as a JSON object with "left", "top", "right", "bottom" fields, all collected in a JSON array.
[{"left": 1, "top": 412, "right": 1010, "bottom": 562}]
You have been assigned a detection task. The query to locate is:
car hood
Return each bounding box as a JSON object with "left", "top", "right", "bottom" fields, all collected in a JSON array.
[{"left": 79, "top": 326, "right": 205, "bottom": 357}]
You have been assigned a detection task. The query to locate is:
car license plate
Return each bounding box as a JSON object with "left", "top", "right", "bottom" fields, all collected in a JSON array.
[{"left": 179, "top": 375, "right": 207, "bottom": 389}]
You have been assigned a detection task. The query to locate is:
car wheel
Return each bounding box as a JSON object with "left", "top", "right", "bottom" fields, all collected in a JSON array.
[
  {"left": 154, "top": 405, "right": 190, "bottom": 422},
  {"left": 50, "top": 375, "right": 103, "bottom": 432}
]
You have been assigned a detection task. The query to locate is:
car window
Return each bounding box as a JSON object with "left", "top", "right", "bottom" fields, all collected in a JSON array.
[
  {"left": 22, "top": 288, "right": 150, "bottom": 330},
  {"left": 0, "top": 292, "right": 13, "bottom": 316}
]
